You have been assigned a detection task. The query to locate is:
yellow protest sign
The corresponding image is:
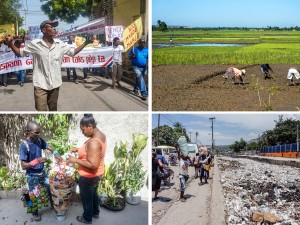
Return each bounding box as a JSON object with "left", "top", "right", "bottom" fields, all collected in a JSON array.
[
  {"left": 0, "top": 24, "right": 15, "bottom": 39},
  {"left": 122, "top": 17, "right": 143, "bottom": 51}
]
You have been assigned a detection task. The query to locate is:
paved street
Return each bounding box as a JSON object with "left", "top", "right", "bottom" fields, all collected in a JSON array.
[
  {"left": 0, "top": 197, "right": 148, "bottom": 225},
  {"left": 152, "top": 161, "right": 219, "bottom": 225},
  {"left": 0, "top": 70, "right": 148, "bottom": 111}
]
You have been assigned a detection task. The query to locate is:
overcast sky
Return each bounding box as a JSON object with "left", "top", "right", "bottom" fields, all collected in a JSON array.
[
  {"left": 152, "top": 0, "right": 300, "bottom": 28},
  {"left": 152, "top": 113, "right": 300, "bottom": 146}
]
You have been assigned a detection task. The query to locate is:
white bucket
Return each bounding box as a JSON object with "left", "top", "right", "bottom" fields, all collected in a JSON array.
[{"left": 56, "top": 214, "right": 66, "bottom": 221}]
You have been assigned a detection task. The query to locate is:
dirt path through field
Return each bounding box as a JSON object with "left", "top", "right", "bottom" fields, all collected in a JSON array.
[{"left": 153, "top": 64, "right": 300, "bottom": 111}]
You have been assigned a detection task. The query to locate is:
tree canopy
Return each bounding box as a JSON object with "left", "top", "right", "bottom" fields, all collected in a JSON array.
[
  {"left": 40, "top": 0, "right": 94, "bottom": 23},
  {"left": 229, "top": 138, "right": 247, "bottom": 153},
  {"left": 152, "top": 124, "right": 189, "bottom": 146},
  {"left": 0, "top": 0, "right": 23, "bottom": 28},
  {"left": 153, "top": 20, "right": 168, "bottom": 31},
  {"left": 261, "top": 117, "right": 300, "bottom": 146}
]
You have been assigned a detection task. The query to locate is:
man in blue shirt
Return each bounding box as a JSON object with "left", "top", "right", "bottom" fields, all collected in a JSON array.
[
  {"left": 19, "top": 121, "right": 62, "bottom": 221},
  {"left": 128, "top": 38, "right": 148, "bottom": 101}
]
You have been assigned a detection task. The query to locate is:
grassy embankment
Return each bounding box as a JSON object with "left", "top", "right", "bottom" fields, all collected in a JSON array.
[{"left": 152, "top": 30, "right": 300, "bottom": 65}]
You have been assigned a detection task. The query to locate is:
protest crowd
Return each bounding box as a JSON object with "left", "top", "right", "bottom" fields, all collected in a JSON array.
[{"left": 0, "top": 18, "right": 148, "bottom": 110}]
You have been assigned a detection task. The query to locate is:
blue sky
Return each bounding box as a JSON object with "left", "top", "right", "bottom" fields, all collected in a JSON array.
[
  {"left": 152, "top": 0, "right": 300, "bottom": 28},
  {"left": 19, "top": 0, "right": 88, "bottom": 31},
  {"left": 152, "top": 114, "right": 300, "bottom": 145}
]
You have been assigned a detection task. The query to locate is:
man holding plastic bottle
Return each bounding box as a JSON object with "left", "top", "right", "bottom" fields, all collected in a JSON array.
[{"left": 19, "top": 121, "right": 62, "bottom": 222}]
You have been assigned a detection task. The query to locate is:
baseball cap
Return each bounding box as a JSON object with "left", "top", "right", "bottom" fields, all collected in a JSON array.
[{"left": 40, "top": 20, "right": 59, "bottom": 30}]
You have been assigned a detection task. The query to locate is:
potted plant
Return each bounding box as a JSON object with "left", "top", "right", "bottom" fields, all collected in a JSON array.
[
  {"left": 98, "top": 162, "right": 126, "bottom": 211},
  {"left": 97, "top": 133, "right": 148, "bottom": 209},
  {"left": 123, "top": 133, "right": 148, "bottom": 205},
  {"left": 124, "top": 159, "right": 146, "bottom": 205}
]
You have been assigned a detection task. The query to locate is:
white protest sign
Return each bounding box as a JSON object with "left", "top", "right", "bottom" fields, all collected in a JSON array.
[
  {"left": 28, "top": 26, "right": 43, "bottom": 40},
  {"left": 105, "top": 26, "right": 124, "bottom": 42}
]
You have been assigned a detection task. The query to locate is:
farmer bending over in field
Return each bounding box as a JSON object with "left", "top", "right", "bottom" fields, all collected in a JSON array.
[
  {"left": 260, "top": 64, "right": 274, "bottom": 79},
  {"left": 287, "top": 67, "right": 300, "bottom": 85},
  {"left": 223, "top": 67, "right": 246, "bottom": 85}
]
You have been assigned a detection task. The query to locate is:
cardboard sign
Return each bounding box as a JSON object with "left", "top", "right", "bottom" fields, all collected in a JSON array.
[
  {"left": 0, "top": 24, "right": 15, "bottom": 39},
  {"left": 122, "top": 17, "right": 143, "bottom": 51}
]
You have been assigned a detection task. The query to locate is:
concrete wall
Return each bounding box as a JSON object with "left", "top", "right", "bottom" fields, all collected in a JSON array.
[
  {"left": 114, "top": 0, "right": 148, "bottom": 35},
  {"left": 68, "top": 113, "right": 149, "bottom": 200}
]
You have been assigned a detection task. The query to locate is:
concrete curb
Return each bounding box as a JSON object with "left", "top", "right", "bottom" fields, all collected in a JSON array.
[
  {"left": 233, "top": 155, "right": 300, "bottom": 168},
  {"left": 210, "top": 157, "right": 226, "bottom": 225}
]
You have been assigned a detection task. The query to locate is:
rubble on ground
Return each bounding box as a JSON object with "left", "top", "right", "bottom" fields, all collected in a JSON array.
[{"left": 218, "top": 157, "right": 300, "bottom": 225}]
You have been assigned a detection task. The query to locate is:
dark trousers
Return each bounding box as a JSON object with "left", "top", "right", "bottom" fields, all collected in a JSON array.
[
  {"left": 66, "top": 68, "right": 78, "bottom": 80},
  {"left": 34, "top": 86, "right": 60, "bottom": 111},
  {"left": 79, "top": 176, "right": 101, "bottom": 222}
]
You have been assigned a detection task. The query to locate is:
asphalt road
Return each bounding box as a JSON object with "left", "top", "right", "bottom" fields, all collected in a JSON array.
[{"left": 0, "top": 69, "right": 148, "bottom": 111}]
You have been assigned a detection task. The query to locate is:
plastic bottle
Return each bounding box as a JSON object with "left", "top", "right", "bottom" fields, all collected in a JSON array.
[
  {"left": 22, "top": 188, "right": 32, "bottom": 207},
  {"left": 178, "top": 136, "right": 189, "bottom": 156}
]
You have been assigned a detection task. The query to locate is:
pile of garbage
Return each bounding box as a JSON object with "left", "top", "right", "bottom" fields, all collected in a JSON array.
[
  {"left": 48, "top": 155, "right": 76, "bottom": 220},
  {"left": 218, "top": 157, "right": 300, "bottom": 225}
]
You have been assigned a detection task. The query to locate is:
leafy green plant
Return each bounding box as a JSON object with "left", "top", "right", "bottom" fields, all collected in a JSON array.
[
  {"left": 124, "top": 160, "right": 146, "bottom": 195},
  {"left": 98, "top": 133, "right": 148, "bottom": 208},
  {"left": 123, "top": 134, "right": 147, "bottom": 195},
  {"left": 0, "top": 167, "right": 26, "bottom": 191},
  {"left": 35, "top": 114, "right": 77, "bottom": 173}
]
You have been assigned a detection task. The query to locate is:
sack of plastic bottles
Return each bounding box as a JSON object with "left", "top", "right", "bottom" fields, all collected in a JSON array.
[{"left": 177, "top": 136, "right": 189, "bottom": 156}]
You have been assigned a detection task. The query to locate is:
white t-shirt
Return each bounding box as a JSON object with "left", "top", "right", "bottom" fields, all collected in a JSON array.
[
  {"left": 179, "top": 158, "right": 189, "bottom": 178},
  {"left": 112, "top": 45, "right": 125, "bottom": 63}
]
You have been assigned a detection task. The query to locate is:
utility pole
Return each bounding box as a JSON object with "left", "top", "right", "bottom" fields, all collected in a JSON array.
[
  {"left": 209, "top": 117, "right": 216, "bottom": 153},
  {"left": 157, "top": 114, "right": 160, "bottom": 146}
]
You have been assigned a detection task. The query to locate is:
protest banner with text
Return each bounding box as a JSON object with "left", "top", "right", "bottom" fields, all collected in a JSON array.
[{"left": 0, "top": 47, "right": 113, "bottom": 75}]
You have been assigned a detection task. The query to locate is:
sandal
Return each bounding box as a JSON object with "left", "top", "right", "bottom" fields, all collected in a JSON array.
[
  {"left": 180, "top": 198, "right": 186, "bottom": 202},
  {"left": 153, "top": 197, "right": 159, "bottom": 201},
  {"left": 76, "top": 216, "right": 92, "bottom": 224},
  {"left": 33, "top": 214, "right": 41, "bottom": 222}
]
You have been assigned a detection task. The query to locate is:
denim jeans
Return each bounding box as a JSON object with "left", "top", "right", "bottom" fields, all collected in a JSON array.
[
  {"left": 15, "top": 70, "right": 26, "bottom": 83},
  {"left": 79, "top": 176, "right": 101, "bottom": 222},
  {"left": 83, "top": 68, "right": 89, "bottom": 79},
  {"left": 66, "top": 68, "right": 78, "bottom": 81},
  {"left": 133, "top": 66, "right": 147, "bottom": 97},
  {"left": 26, "top": 170, "right": 53, "bottom": 214}
]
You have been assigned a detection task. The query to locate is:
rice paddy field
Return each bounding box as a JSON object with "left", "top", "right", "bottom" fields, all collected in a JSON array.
[{"left": 152, "top": 29, "right": 300, "bottom": 111}]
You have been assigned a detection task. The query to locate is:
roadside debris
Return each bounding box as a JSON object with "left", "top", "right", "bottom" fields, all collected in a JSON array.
[{"left": 218, "top": 157, "right": 300, "bottom": 225}]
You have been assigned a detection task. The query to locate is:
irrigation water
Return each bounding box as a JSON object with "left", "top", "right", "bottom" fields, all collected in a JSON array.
[{"left": 153, "top": 43, "right": 246, "bottom": 48}]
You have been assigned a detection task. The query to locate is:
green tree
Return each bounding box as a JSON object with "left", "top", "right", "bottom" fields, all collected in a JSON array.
[
  {"left": 262, "top": 118, "right": 300, "bottom": 146},
  {"left": 229, "top": 138, "right": 247, "bottom": 153},
  {"left": 157, "top": 20, "right": 167, "bottom": 31},
  {"left": 0, "top": 0, "right": 23, "bottom": 32},
  {"left": 40, "top": 0, "right": 93, "bottom": 23},
  {"left": 247, "top": 142, "right": 258, "bottom": 151},
  {"left": 152, "top": 124, "right": 189, "bottom": 146}
]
